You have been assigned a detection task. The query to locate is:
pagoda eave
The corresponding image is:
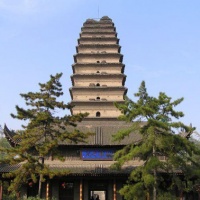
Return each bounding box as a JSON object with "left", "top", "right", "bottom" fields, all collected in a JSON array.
[
  {"left": 78, "top": 38, "right": 119, "bottom": 44},
  {"left": 69, "top": 86, "right": 127, "bottom": 90},
  {"left": 81, "top": 27, "right": 116, "bottom": 31},
  {"left": 71, "top": 73, "right": 126, "bottom": 77},
  {"left": 73, "top": 53, "right": 123, "bottom": 63},
  {"left": 72, "top": 63, "right": 125, "bottom": 74},
  {"left": 72, "top": 62, "right": 124, "bottom": 67},
  {"left": 73, "top": 53, "right": 123, "bottom": 56},
  {"left": 70, "top": 100, "right": 125, "bottom": 104},
  {"left": 70, "top": 74, "right": 126, "bottom": 85},
  {"left": 69, "top": 87, "right": 127, "bottom": 100},
  {"left": 80, "top": 31, "right": 117, "bottom": 36},
  {"left": 77, "top": 43, "right": 120, "bottom": 47},
  {"left": 76, "top": 44, "right": 121, "bottom": 52}
]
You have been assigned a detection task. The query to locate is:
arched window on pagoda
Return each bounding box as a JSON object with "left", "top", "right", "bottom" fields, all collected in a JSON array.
[
  {"left": 96, "top": 97, "right": 100, "bottom": 100},
  {"left": 96, "top": 71, "right": 100, "bottom": 73},
  {"left": 96, "top": 83, "right": 100, "bottom": 86},
  {"left": 96, "top": 112, "right": 101, "bottom": 117}
]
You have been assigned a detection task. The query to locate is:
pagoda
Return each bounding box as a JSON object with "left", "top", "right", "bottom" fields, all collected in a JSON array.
[{"left": 70, "top": 16, "right": 127, "bottom": 120}]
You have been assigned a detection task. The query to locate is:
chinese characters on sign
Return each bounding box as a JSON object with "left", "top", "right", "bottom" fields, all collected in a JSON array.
[{"left": 81, "top": 149, "right": 115, "bottom": 160}]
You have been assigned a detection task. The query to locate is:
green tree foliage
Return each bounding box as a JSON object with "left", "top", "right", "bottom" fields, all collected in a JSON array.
[
  {"left": 113, "top": 81, "right": 200, "bottom": 200},
  {"left": 0, "top": 137, "right": 10, "bottom": 147},
  {"left": 0, "top": 137, "right": 10, "bottom": 159},
  {"left": 0, "top": 73, "right": 88, "bottom": 197}
]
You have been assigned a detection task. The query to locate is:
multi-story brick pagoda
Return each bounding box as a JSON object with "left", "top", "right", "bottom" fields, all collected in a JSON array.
[{"left": 70, "top": 16, "right": 127, "bottom": 120}]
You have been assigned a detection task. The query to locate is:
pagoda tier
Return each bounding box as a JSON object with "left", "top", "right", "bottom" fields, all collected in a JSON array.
[
  {"left": 71, "top": 74, "right": 126, "bottom": 87},
  {"left": 80, "top": 32, "right": 117, "bottom": 38},
  {"left": 81, "top": 26, "right": 116, "bottom": 32},
  {"left": 78, "top": 37, "right": 119, "bottom": 45},
  {"left": 70, "top": 16, "right": 127, "bottom": 120},
  {"left": 70, "top": 101, "right": 125, "bottom": 118},
  {"left": 72, "top": 63, "right": 125, "bottom": 74},
  {"left": 76, "top": 44, "right": 121, "bottom": 53},
  {"left": 69, "top": 86, "right": 127, "bottom": 101},
  {"left": 73, "top": 53, "right": 123, "bottom": 63},
  {"left": 83, "top": 23, "right": 114, "bottom": 27}
]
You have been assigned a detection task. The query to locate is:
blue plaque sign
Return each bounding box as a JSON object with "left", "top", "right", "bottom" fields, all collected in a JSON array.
[{"left": 81, "top": 149, "right": 115, "bottom": 160}]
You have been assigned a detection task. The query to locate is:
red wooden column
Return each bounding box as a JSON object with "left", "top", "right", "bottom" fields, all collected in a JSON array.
[
  {"left": 0, "top": 183, "right": 2, "bottom": 200},
  {"left": 80, "top": 179, "right": 83, "bottom": 200},
  {"left": 46, "top": 181, "right": 49, "bottom": 200},
  {"left": 146, "top": 192, "right": 150, "bottom": 200},
  {"left": 113, "top": 178, "right": 116, "bottom": 200}
]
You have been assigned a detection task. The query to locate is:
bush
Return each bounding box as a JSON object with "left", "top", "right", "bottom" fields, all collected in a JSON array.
[
  {"left": 3, "top": 196, "right": 16, "bottom": 200},
  {"left": 26, "top": 197, "right": 57, "bottom": 200},
  {"left": 157, "top": 192, "right": 179, "bottom": 200},
  {"left": 26, "top": 197, "right": 45, "bottom": 200},
  {"left": 3, "top": 195, "right": 56, "bottom": 200}
]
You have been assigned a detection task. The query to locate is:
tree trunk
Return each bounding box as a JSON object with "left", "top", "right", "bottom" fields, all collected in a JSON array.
[
  {"left": 153, "top": 169, "right": 157, "bottom": 200},
  {"left": 153, "top": 145, "right": 157, "bottom": 200},
  {"left": 38, "top": 174, "right": 43, "bottom": 198},
  {"left": 147, "top": 191, "right": 150, "bottom": 200},
  {"left": 38, "top": 157, "right": 44, "bottom": 198}
]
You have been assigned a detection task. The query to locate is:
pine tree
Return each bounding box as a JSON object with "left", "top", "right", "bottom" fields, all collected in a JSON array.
[
  {"left": 0, "top": 138, "right": 10, "bottom": 159},
  {"left": 0, "top": 73, "right": 88, "bottom": 198},
  {"left": 113, "top": 81, "right": 200, "bottom": 200}
]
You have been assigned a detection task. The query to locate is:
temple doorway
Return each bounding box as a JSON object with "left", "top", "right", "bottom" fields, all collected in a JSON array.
[
  {"left": 89, "top": 190, "right": 106, "bottom": 200},
  {"left": 88, "top": 180, "right": 108, "bottom": 200},
  {"left": 59, "top": 181, "right": 74, "bottom": 200}
]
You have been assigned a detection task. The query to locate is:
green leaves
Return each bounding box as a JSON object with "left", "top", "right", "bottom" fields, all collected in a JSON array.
[
  {"left": 113, "top": 81, "right": 200, "bottom": 199},
  {"left": 1, "top": 73, "right": 88, "bottom": 195}
]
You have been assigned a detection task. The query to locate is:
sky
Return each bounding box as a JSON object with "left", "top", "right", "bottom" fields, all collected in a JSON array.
[{"left": 0, "top": 0, "right": 200, "bottom": 137}]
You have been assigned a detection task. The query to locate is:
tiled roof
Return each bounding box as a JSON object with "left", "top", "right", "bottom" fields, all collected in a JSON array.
[
  {"left": 0, "top": 163, "right": 21, "bottom": 173},
  {"left": 0, "top": 160, "right": 141, "bottom": 175},
  {"left": 179, "top": 131, "right": 193, "bottom": 139},
  {"left": 61, "top": 120, "right": 142, "bottom": 146},
  {"left": 3, "top": 124, "right": 20, "bottom": 147},
  {"left": 3, "top": 120, "right": 141, "bottom": 146}
]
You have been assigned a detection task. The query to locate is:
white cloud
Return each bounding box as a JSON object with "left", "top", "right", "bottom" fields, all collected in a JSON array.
[
  {"left": 0, "top": 0, "right": 40, "bottom": 14},
  {"left": 0, "top": 0, "right": 82, "bottom": 16}
]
